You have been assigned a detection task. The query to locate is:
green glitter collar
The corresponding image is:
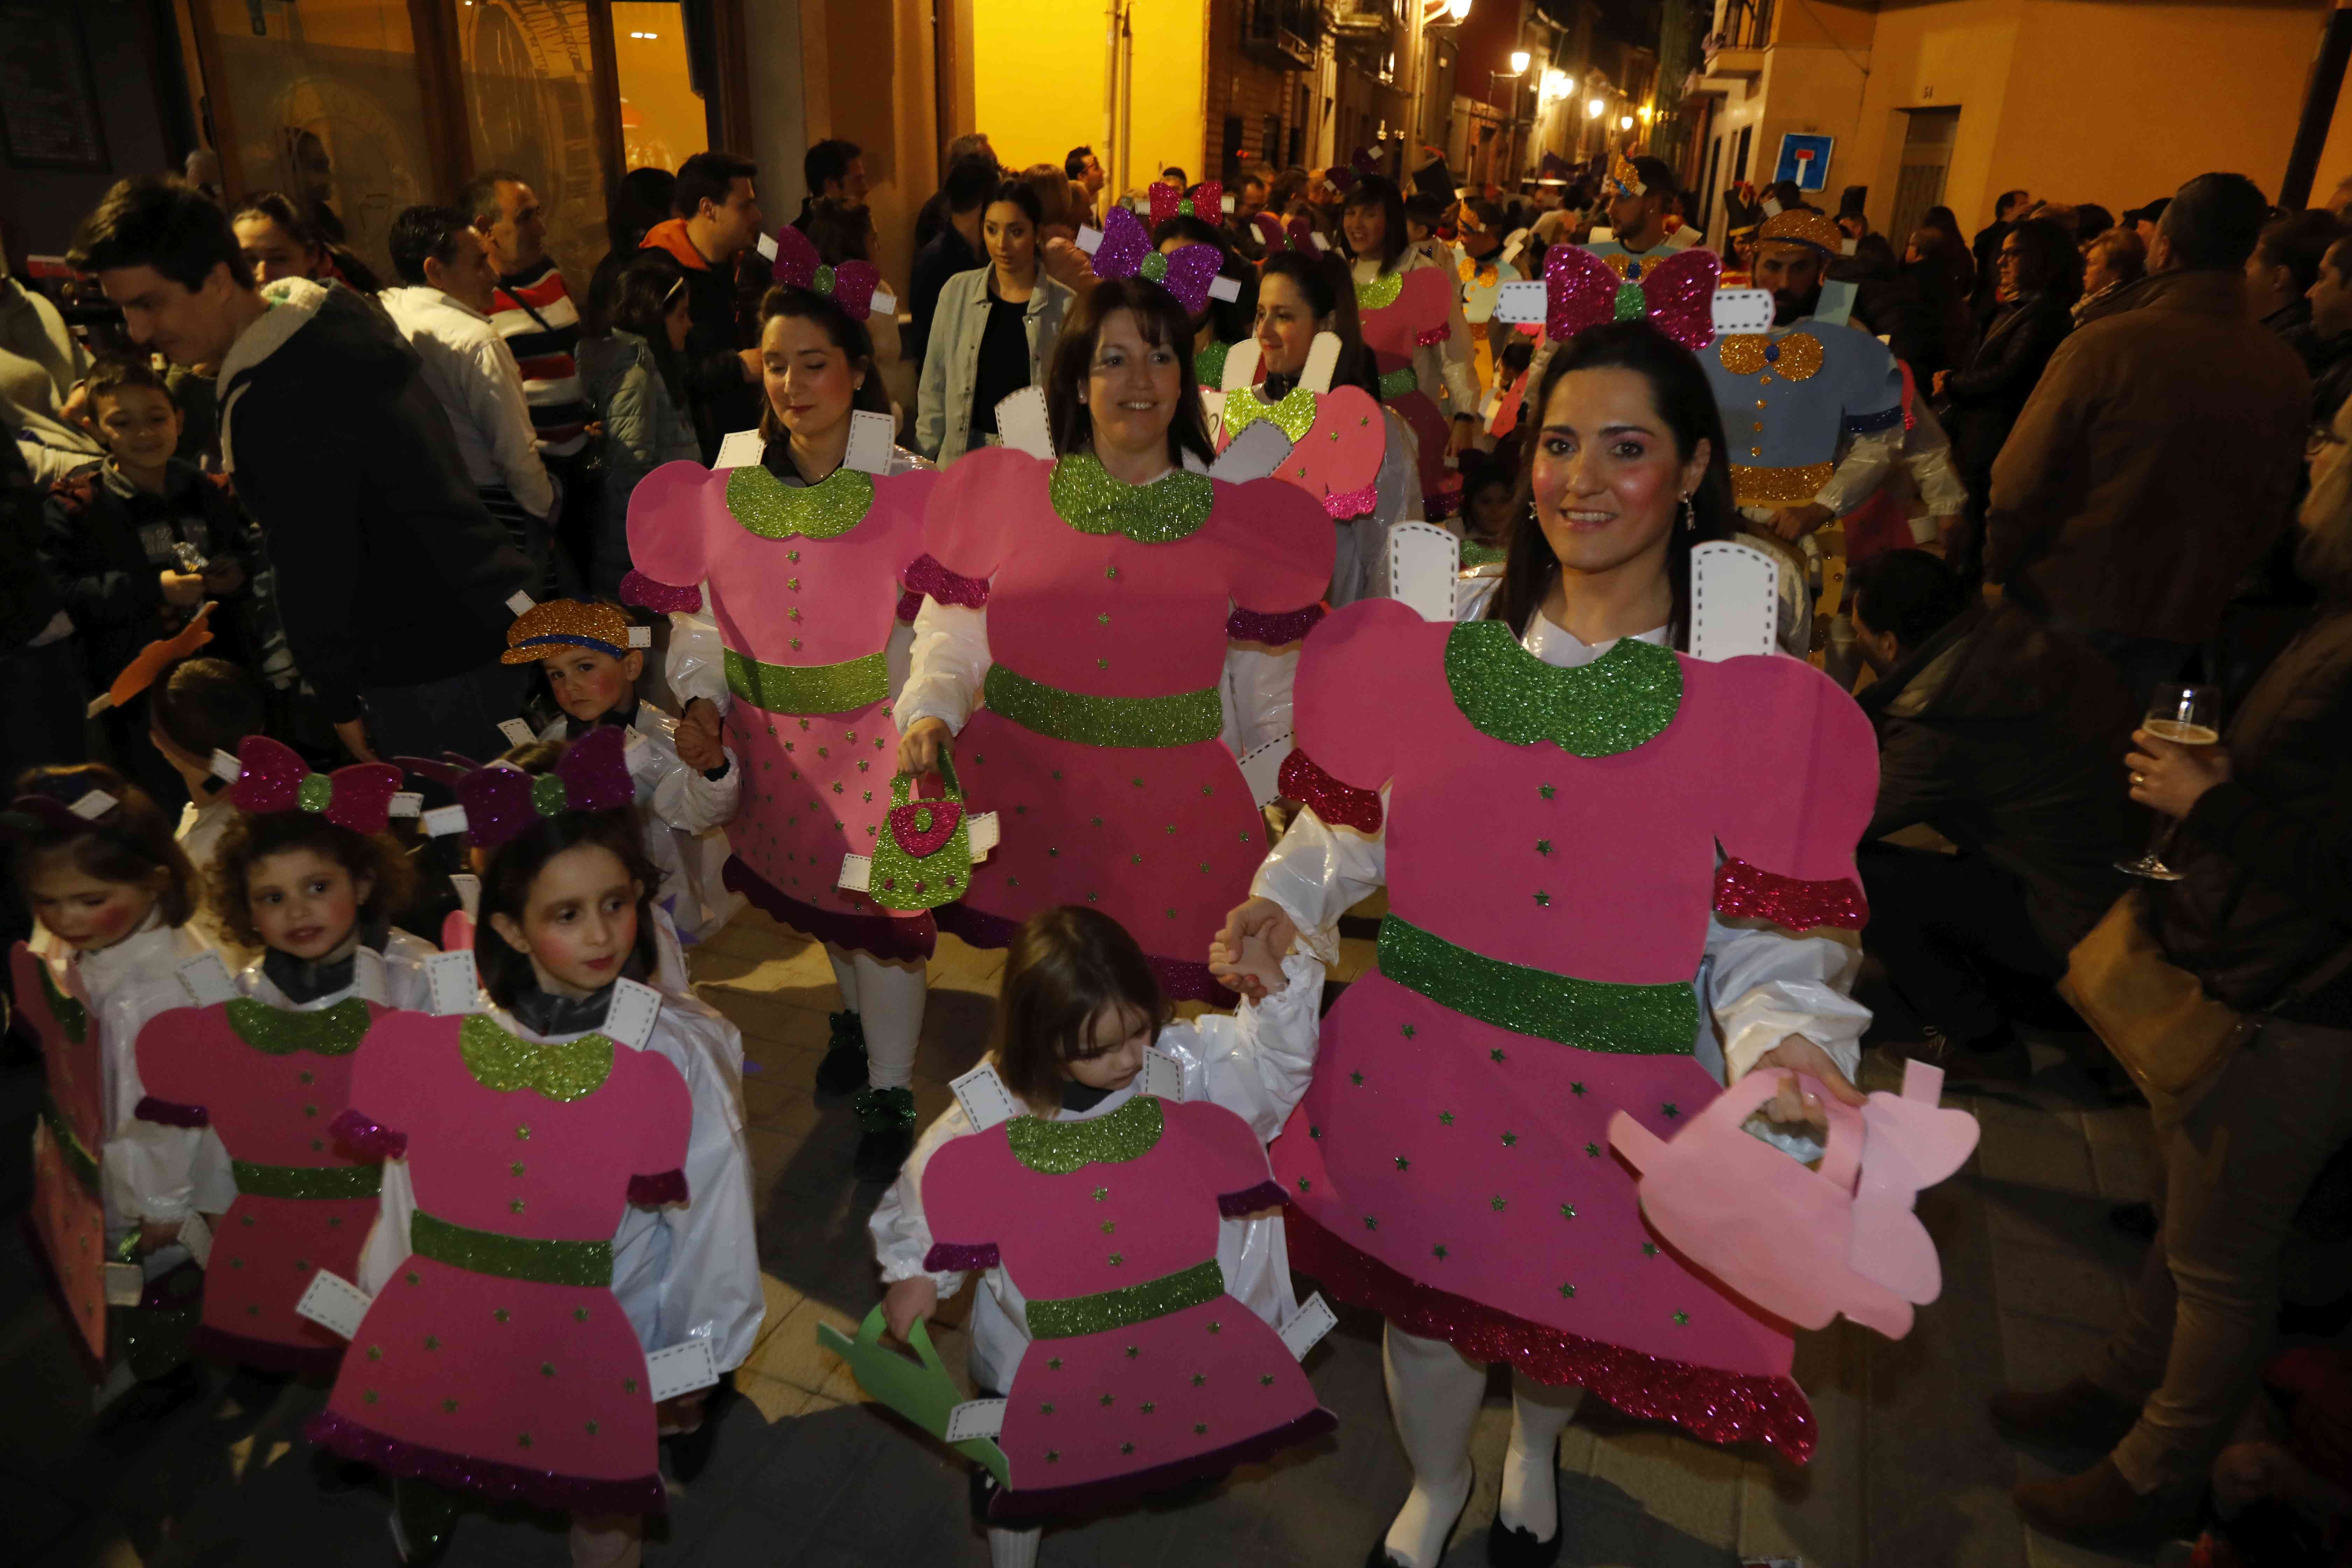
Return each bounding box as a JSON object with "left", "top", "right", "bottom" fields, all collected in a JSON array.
[
  {"left": 725, "top": 462, "right": 877, "bottom": 541},
  {"left": 1027, "top": 1258, "right": 1223, "bottom": 1339},
  {"left": 226, "top": 995, "right": 373, "bottom": 1056},
  {"left": 1355, "top": 271, "right": 1405, "bottom": 311},
  {"left": 458, "top": 1015, "right": 614, "bottom": 1103},
  {"left": 1223, "top": 385, "right": 1317, "bottom": 443},
  {"left": 1048, "top": 454, "right": 1214, "bottom": 544},
  {"left": 1443, "top": 622, "right": 1682, "bottom": 756},
  {"left": 1004, "top": 1094, "right": 1164, "bottom": 1174}
]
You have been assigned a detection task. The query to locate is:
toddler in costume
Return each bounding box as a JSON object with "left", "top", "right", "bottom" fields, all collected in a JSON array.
[
  {"left": 9, "top": 764, "right": 234, "bottom": 1418},
  {"left": 871, "top": 905, "right": 1332, "bottom": 1568},
  {"left": 505, "top": 597, "right": 742, "bottom": 946}
]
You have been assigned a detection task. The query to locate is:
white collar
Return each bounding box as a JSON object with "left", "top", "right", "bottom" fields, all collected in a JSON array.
[
  {"left": 1520, "top": 612, "right": 1671, "bottom": 670},
  {"left": 71, "top": 907, "right": 176, "bottom": 985}
]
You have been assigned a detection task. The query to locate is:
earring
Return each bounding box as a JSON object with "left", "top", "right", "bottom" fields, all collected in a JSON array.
[{"left": 1680, "top": 492, "right": 1696, "bottom": 533}]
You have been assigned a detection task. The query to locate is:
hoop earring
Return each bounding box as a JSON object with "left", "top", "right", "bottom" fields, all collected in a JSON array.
[{"left": 1680, "top": 492, "right": 1696, "bottom": 533}]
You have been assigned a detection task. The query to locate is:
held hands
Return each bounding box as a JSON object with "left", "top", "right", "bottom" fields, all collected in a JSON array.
[
  {"left": 1767, "top": 502, "right": 1834, "bottom": 541},
  {"left": 674, "top": 698, "right": 727, "bottom": 771},
  {"left": 1213, "top": 897, "right": 1299, "bottom": 1003},
  {"left": 1750, "top": 1034, "right": 1867, "bottom": 1127},
  {"left": 2126, "top": 727, "right": 2229, "bottom": 818},
  {"left": 137, "top": 1218, "right": 182, "bottom": 1255},
  {"left": 897, "top": 716, "right": 951, "bottom": 777},
  {"left": 882, "top": 1275, "right": 938, "bottom": 1344}
]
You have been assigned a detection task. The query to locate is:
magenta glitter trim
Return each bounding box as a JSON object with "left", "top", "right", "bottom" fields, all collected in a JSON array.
[
  {"left": 990, "top": 1407, "right": 1337, "bottom": 1520},
  {"left": 932, "top": 902, "right": 1237, "bottom": 1003},
  {"left": 329, "top": 1107, "right": 407, "bottom": 1160},
  {"left": 1226, "top": 604, "right": 1324, "bottom": 645},
  {"left": 134, "top": 1096, "right": 208, "bottom": 1128},
  {"left": 722, "top": 858, "right": 938, "bottom": 962},
  {"left": 305, "top": 1409, "right": 667, "bottom": 1514},
  {"left": 896, "top": 589, "right": 922, "bottom": 625},
  {"left": 902, "top": 553, "right": 991, "bottom": 609},
  {"left": 1713, "top": 858, "right": 1867, "bottom": 932},
  {"left": 191, "top": 1323, "right": 347, "bottom": 1380},
  {"left": 1285, "top": 1207, "right": 1814, "bottom": 1462},
  {"left": 923, "top": 1241, "right": 1002, "bottom": 1271},
  {"left": 1277, "top": 749, "right": 1383, "bottom": 833},
  {"left": 619, "top": 569, "right": 701, "bottom": 614},
  {"left": 1414, "top": 323, "right": 1452, "bottom": 346},
  {"left": 627, "top": 1169, "right": 687, "bottom": 1207},
  {"left": 1217, "top": 1180, "right": 1286, "bottom": 1217},
  {"left": 1321, "top": 482, "right": 1378, "bottom": 519}
]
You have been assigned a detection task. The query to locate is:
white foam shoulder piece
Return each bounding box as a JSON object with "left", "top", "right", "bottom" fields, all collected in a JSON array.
[
  {"left": 1237, "top": 736, "right": 1289, "bottom": 808},
  {"left": 350, "top": 946, "right": 388, "bottom": 1007},
  {"left": 1220, "top": 336, "right": 1262, "bottom": 393},
  {"left": 426, "top": 950, "right": 481, "bottom": 1016},
  {"left": 601, "top": 978, "right": 662, "bottom": 1049},
  {"left": 1493, "top": 279, "right": 1546, "bottom": 327},
  {"left": 1141, "top": 1045, "right": 1185, "bottom": 1101},
  {"left": 968, "top": 812, "right": 1001, "bottom": 856},
  {"left": 1711, "top": 288, "right": 1774, "bottom": 335},
  {"left": 1209, "top": 420, "right": 1290, "bottom": 485},
  {"left": 208, "top": 748, "right": 244, "bottom": 784},
  {"left": 1280, "top": 1292, "right": 1338, "bottom": 1361},
  {"left": 1588, "top": 225, "right": 1616, "bottom": 242},
  {"left": 1668, "top": 224, "right": 1705, "bottom": 250},
  {"left": 294, "top": 1270, "right": 372, "bottom": 1340},
  {"left": 712, "top": 429, "right": 764, "bottom": 471},
  {"left": 1302, "top": 331, "right": 1342, "bottom": 395},
  {"left": 951, "top": 1061, "right": 1021, "bottom": 1133},
  {"left": 645, "top": 1338, "right": 719, "bottom": 1400},
  {"left": 177, "top": 950, "right": 238, "bottom": 1007},
  {"left": 1689, "top": 540, "right": 1781, "bottom": 663},
  {"left": 497, "top": 717, "right": 536, "bottom": 748},
  {"left": 946, "top": 1399, "right": 1008, "bottom": 1441},
  {"left": 995, "top": 387, "right": 1054, "bottom": 460},
  {"left": 421, "top": 804, "right": 468, "bottom": 839},
  {"left": 844, "top": 408, "right": 896, "bottom": 475},
  {"left": 388, "top": 791, "right": 423, "bottom": 817},
  {"left": 1388, "top": 521, "right": 1463, "bottom": 622},
  {"left": 449, "top": 872, "right": 480, "bottom": 920}
]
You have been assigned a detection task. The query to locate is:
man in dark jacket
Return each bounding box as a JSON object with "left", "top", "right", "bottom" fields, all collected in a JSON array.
[
  {"left": 1970, "top": 188, "right": 2029, "bottom": 315},
  {"left": 1849, "top": 551, "right": 2140, "bottom": 1072},
  {"left": 1984, "top": 173, "right": 2310, "bottom": 707},
  {"left": 908, "top": 154, "right": 999, "bottom": 372},
  {"left": 70, "top": 176, "right": 534, "bottom": 764},
  {"left": 638, "top": 150, "right": 765, "bottom": 459}
]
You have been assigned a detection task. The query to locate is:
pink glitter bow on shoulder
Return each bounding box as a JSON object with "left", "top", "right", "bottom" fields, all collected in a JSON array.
[
  {"left": 1543, "top": 243, "right": 1721, "bottom": 351},
  {"left": 1148, "top": 181, "right": 1222, "bottom": 225},
  {"left": 1092, "top": 207, "right": 1226, "bottom": 315},
  {"left": 230, "top": 735, "right": 406, "bottom": 834},
  {"left": 769, "top": 224, "right": 882, "bottom": 321},
  {"left": 453, "top": 726, "right": 636, "bottom": 853}
]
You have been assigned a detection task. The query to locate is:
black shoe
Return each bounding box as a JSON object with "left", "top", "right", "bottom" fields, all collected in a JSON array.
[
  {"left": 662, "top": 1372, "right": 735, "bottom": 1484},
  {"left": 1487, "top": 1516, "right": 1565, "bottom": 1568},
  {"left": 854, "top": 1123, "right": 916, "bottom": 1184},
  {"left": 2109, "top": 1201, "right": 2158, "bottom": 1240},
  {"left": 814, "top": 1010, "right": 868, "bottom": 1099}
]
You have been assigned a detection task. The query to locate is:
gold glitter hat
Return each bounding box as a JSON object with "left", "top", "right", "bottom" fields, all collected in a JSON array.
[
  {"left": 1605, "top": 150, "right": 1646, "bottom": 199},
  {"left": 1757, "top": 209, "right": 1843, "bottom": 257},
  {"left": 500, "top": 597, "right": 653, "bottom": 664}
]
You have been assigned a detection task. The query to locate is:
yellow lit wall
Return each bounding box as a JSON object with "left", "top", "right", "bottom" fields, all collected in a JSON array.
[
  {"left": 970, "top": 0, "right": 1206, "bottom": 194},
  {"left": 1845, "top": 0, "right": 2023, "bottom": 239}
]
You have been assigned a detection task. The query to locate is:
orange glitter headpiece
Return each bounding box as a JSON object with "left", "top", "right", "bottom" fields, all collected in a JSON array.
[
  {"left": 1604, "top": 150, "right": 1646, "bottom": 199},
  {"left": 500, "top": 597, "right": 652, "bottom": 664},
  {"left": 1757, "top": 209, "right": 1843, "bottom": 258}
]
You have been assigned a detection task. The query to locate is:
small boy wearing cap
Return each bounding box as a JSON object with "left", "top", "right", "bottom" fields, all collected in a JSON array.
[{"left": 503, "top": 597, "right": 743, "bottom": 942}]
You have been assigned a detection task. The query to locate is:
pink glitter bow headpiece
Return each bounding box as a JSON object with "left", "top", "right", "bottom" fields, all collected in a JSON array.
[
  {"left": 1543, "top": 243, "right": 1721, "bottom": 351},
  {"left": 1148, "top": 181, "right": 1223, "bottom": 225},
  {"left": 1091, "top": 208, "right": 1227, "bottom": 315},
  {"left": 229, "top": 735, "right": 406, "bottom": 834},
  {"left": 769, "top": 224, "right": 882, "bottom": 321},
  {"left": 453, "top": 726, "right": 635, "bottom": 853}
]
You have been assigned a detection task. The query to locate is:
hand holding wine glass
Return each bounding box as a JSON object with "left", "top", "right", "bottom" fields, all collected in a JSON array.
[{"left": 2116, "top": 684, "right": 2222, "bottom": 881}]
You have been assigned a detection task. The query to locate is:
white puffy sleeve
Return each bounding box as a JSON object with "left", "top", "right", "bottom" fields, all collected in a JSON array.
[
  {"left": 1249, "top": 792, "right": 1390, "bottom": 960},
  {"left": 1220, "top": 644, "right": 1300, "bottom": 758},
  {"left": 1705, "top": 911, "right": 1870, "bottom": 1087},
  {"left": 650, "top": 1007, "right": 763, "bottom": 1372},
  {"left": 1154, "top": 949, "right": 1328, "bottom": 1140},
  {"left": 665, "top": 606, "right": 730, "bottom": 713},
  {"left": 892, "top": 598, "right": 992, "bottom": 735}
]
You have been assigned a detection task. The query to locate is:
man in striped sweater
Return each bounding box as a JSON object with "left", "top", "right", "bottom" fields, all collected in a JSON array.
[{"left": 466, "top": 170, "right": 591, "bottom": 578}]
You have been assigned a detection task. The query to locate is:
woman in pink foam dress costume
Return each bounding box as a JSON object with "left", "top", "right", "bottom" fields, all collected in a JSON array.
[
  {"left": 310, "top": 1009, "right": 691, "bottom": 1514},
  {"left": 894, "top": 279, "right": 1333, "bottom": 1000},
  {"left": 1342, "top": 176, "right": 1479, "bottom": 519}
]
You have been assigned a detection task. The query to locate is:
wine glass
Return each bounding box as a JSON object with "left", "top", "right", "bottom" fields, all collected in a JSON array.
[{"left": 2115, "top": 683, "right": 2220, "bottom": 881}]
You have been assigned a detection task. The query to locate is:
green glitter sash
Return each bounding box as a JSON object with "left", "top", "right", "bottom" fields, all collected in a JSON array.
[
  {"left": 409, "top": 1208, "right": 612, "bottom": 1287},
  {"left": 40, "top": 1092, "right": 99, "bottom": 1194},
  {"left": 724, "top": 646, "right": 889, "bottom": 716},
  {"left": 232, "top": 1158, "right": 383, "bottom": 1200},
  {"left": 982, "top": 664, "right": 1222, "bottom": 749},
  {"left": 1356, "top": 271, "right": 1405, "bottom": 311},
  {"left": 724, "top": 463, "right": 876, "bottom": 540},
  {"left": 1026, "top": 1258, "right": 1223, "bottom": 1339},
  {"left": 1443, "top": 622, "right": 1682, "bottom": 756},
  {"left": 1376, "top": 915, "right": 1697, "bottom": 1055},
  {"left": 1004, "top": 1094, "right": 1164, "bottom": 1174},
  {"left": 458, "top": 1016, "right": 614, "bottom": 1104},
  {"left": 1222, "top": 385, "right": 1317, "bottom": 443},
  {"left": 1377, "top": 365, "right": 1419, "bottom": 401},
  {"left": 226, "top": 996, "right": 372, "bottom": 1056},
  {"left": 39, "top": 961, "right": 86, "bottom": 1044},
  {"left": 1048, "top": 453, "right": 1214, "bottom": 543}
]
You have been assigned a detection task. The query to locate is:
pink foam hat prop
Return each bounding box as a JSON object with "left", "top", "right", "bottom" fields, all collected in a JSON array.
[{"left": 1608, "top": 1059, "right": 1977, "bottom": 1339}]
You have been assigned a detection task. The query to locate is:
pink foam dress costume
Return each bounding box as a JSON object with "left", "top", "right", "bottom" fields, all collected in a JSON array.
[
  {"left": 308, "top": 1008, "right": 692, "bottom": 1514},
  {"left": 1263, "top": 597, "right": 1877, "bottom": 1459},
  {"left": 622, "top": 447, "right": 941, "bottom": 963},
  {"left": 1352, "top": 252, "right": 1478, "bottom": 518},
  {"left": 19, "top": 943, "right": 110, "bottom": 1371},
  {"left": 892, "top": 445, "right": 1334, "bottom": 999}
]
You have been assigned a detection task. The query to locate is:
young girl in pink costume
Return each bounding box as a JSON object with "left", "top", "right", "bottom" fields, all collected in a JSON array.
[
  {"left": 1340, "top": 175, "right": 1480, "bottom": 520},
  {"left": 627, "top": 279, "right": 942, "bottom": 1182},
  {"left": 1222, "top": 320, "right": 1881, "bottom": 1568},
  {"left": 872, "top": 904, "right": 1331, "bottom": 1568},
  {"left": 10, "top": 763, "right": 232, "bottom": 1414},
  {"left": 892, "top": 278, "right": 1333, "bottom": 1007},
  {"left": 131, "top": 737, "right": 432, "bottom": 1377},
  {"left": 312, "top": 729, "right": 730, "bottom": 1568}
]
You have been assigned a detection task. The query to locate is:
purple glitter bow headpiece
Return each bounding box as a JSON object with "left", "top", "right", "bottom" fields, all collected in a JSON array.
[
  {"left": 453, "top": 726, "right": 634, "bottom": 852},
  {"left": 1543, "top": 243, "right": 1721, "bottom": 351},
  {"left": 769, "top": 224, "right": 882, "bottom": 321},
  {"left": 1090, "top": 207, "right": 1226, "bottom": 315},
  {"left": 229, "top": 735, "right": 407, "bottom": 834}
]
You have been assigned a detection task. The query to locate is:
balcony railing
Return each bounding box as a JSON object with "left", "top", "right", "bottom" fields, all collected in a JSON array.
[
  {"left": 1709, "top": 0, "right": 1772, "bottom": 53},
  {"left": 1244, "top": 0, "right": 1324, "bottom": 70}
]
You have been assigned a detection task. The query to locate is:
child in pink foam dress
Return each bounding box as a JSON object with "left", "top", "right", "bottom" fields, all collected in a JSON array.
[{"left": 1340, "top": 175, "right": 1480, "bottom": 519}]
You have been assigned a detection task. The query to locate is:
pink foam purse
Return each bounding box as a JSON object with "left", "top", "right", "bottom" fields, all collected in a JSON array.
[{"left": 1606, "top": 1060, "right": 1977, "bottom": 1339}]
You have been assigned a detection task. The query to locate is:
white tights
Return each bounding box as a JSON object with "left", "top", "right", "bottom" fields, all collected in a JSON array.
[
  {"left": 825, "top": 946, "right": 926, "bottom": 1092},
  {"left": 1380, "top": 1323, "right": 1583, "bottom": 1567},
  {"left": 987, "top": 1525, "right": 1041, "bottom": 1568}
]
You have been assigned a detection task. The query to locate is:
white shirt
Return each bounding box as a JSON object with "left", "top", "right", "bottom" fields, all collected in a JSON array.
[{"left": 379, "top": 286, "right": 555, "bottom": 517}]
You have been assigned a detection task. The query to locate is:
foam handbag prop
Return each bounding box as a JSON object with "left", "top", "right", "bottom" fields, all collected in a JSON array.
[
  {"left": 1608, "top": 1059, "right": 1977, "bottom": 1340},
  {"left": 838, "top": 750, "right": 1000, "bottom": 912},
  {"left": 816, "top": 1306, "right": 1013, "bottom": 1488}
]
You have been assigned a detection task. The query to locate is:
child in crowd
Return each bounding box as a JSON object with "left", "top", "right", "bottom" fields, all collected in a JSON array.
[
  {"left": 10, "top": 762, "right": 233, "bottom": 1416},
  {"left": 505, "top": 597, "right": 742, "bottom": 946},
  {"left": 146, "top": 655, "right": 268, "bottom": 889},
  {"left": 586, "top": 257, "right": 701, "bottom": 597},
  {"left": 1458, "top": 457, "right": 1517, "bottom": 567},
  {"left": 872, "top": 906, "right": 1330, "bottom": 1568}
]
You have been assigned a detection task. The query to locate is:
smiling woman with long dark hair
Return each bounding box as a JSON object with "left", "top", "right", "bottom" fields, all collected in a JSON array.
[{"left": 1339, "top": 173, "right": 1483, "bottom": 518}]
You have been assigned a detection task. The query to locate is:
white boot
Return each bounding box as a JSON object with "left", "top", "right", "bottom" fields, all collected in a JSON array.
[
  {"left": 987, "top": 1524, "right": 1041, "bottom": 1568},
  {"left": 854, "top": 952, "right": 926, "bottom": 1092},
  {"left": 1378, "top": 1322, "right": 1484, "bottom": 1568}
]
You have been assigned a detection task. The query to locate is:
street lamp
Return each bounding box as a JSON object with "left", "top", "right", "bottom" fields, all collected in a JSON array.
[
  {"left": 1638, "top": 104, "right": 1653, "bottom": 123},
  {"left": 1619, "top": 114, "right": 1634, "bottom": 130},
  {"left": 1587, "top": 97, "right": 1605, "bottom": 118},
  {"left": 1509, "top": 49, "right": 1531, "bottom": 74}
]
